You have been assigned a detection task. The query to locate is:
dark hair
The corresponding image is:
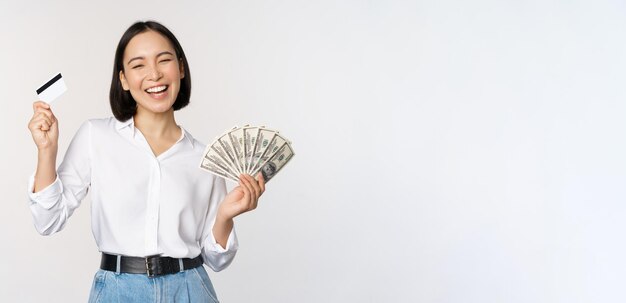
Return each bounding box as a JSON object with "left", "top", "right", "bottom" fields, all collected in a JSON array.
[{"left": 109, "top": 21, "right": 191, "bottom": 121}]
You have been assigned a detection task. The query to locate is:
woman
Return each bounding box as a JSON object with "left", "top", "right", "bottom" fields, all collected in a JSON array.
[{"left": 27, "top": 21, "right": 264, "bottom": 302}]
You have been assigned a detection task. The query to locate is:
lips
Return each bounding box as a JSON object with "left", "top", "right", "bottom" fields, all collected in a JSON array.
[
  {"left": 145, "top": 85, "right": 168, "bottom": 94},
  {"left": 143, "top": 85, "right": 169, "bottom": 100}
]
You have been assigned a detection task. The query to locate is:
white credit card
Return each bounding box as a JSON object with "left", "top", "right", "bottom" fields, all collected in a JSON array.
[{"left": 36, "top": 73, "right": 67, "bottom": 104}]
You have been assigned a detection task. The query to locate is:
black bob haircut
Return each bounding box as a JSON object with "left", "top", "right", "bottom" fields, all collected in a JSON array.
[{"left": 110, "top": 21, "right": 191, "bottom": 122}]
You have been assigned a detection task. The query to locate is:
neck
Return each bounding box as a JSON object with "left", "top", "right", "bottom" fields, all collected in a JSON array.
[{"left": 133, "top": 108, "right": 179, "bottom": 138}]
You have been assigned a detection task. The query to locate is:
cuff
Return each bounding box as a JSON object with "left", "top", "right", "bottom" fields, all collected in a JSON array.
[
  {"left": 206, "top": 225, "right": 239, "bottom": 253},
  {"left": 28, "top": 173, "right": 63, "bottom": 209}
]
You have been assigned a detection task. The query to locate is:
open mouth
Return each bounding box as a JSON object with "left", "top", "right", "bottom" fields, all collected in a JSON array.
[{"left": 145, "top": 85, "right": 169, "bottom": 95}]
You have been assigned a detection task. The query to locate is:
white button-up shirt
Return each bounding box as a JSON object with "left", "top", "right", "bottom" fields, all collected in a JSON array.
[{"left": 27, "top": 117, "right": 238, "bottom": 272}]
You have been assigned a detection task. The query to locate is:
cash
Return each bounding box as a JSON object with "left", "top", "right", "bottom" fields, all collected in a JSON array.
[{"left": 200, "top": 125, "right": 295, "bottom": 183}]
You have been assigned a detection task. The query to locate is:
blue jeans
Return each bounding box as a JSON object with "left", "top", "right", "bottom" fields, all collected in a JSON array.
[{"left": 88, "top": 266, "right": 219, "bottom": 303}]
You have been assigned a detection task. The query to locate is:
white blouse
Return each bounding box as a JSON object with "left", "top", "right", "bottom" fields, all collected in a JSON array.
[{"left": 27, "top": 117, "right": 238, "bottom": 272}]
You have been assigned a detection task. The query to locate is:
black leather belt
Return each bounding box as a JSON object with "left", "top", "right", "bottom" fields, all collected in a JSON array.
[{"left": 100, "top": 253, "right": 204, "bottom": 277}]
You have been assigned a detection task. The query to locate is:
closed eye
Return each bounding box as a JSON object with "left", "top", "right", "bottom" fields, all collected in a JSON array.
[{"left": 132, "top": 64, "right": 144, "bottom": 69}]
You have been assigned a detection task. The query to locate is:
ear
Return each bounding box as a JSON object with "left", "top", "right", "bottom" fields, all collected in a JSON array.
[
  {"left": 179, "top": 58, "right": 185, "bottom": 79},
  {"left": 119, "top": 70, "right": 130, "bottom": 91}
]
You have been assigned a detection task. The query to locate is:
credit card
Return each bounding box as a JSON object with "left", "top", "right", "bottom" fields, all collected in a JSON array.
[{"left": 36, "top": 73, "right": 67, "bottom": 104}]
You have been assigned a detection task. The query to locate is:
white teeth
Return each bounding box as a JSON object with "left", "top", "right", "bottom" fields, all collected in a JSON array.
[{"left": 146, "top": 85, "right": 167, "bottom": 93}]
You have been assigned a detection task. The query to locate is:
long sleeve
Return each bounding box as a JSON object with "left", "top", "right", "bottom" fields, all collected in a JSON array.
[
  {"left": 200, "top": 176, "right": 239, "bottom": 272},
  {"left": 27, "top": 120, "right": 92, "bottom": 235},
  {"left": 27, "top": 117, "right": 242, "bottom": 265}
]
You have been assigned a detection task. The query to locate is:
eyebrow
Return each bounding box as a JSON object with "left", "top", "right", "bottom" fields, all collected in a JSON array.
[{"left": 127, "top": 51, "right": 175, "bottom": 65}]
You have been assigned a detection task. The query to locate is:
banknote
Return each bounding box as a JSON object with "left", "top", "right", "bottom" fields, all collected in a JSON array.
[
  {"left": 243, "top": 126, "right": 259, "bottom": 173},
  {"left": 200, "top": 158, "right": 238, "bottom": 182},
  {"left": 202, "top": 145, "right": 240, "bottom": 180},
  {"left": 217, "top": 133, "right": 239, "bottom": 174},
  {"left": 200, "top": 125, "right": 294, "bottom": 183},
  {"left": 251, "top": 143, "right": 294, "bottom": 182},
  {"left": 228, "top": 126, "right": 246, "bottom": 174},
  {"left": 249, "top": 128, "right": 278, "bottom": 174},
  {"left": 249, "top": 132, "right": 289, "bottom": 175}
]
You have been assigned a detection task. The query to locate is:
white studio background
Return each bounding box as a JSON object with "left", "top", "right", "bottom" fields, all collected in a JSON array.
[{"left": 1, "top": 0, "right": 625, "bottom": 302}]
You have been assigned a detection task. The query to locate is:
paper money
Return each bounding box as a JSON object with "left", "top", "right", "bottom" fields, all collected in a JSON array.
[
  {"left": 199, "top": 125, "right": 294, "bottom": 183},
  {"left": 243, "top": 127, "right": 259, "bottom": 173},
  {"left": 200, "top": 158, "right": 238, "bottom": 182},
  {"left": 228, "top": 126, "right": 246, "bottom": 174},
  {"left": 249, "top": 128, "right": 279, "bottom": 174},
  {"left": 251, "top": 143, "right": 294, "bottom": 182},
  {"left": 208, "top": 140, "right": 240, "bottom": 177}
]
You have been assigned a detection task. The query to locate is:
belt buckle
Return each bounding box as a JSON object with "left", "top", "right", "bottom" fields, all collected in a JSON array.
[{"left": 145, "top": 255, "right": 161, "bottom": 278}]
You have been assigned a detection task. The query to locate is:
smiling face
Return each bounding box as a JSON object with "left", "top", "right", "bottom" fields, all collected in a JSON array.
[{"left": 119, "top": 30, "right": 185, "bottom": 117}]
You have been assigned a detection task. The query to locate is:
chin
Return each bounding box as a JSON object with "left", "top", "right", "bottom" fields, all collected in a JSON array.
[
  {"left": 136, "top": 102, "right": 176, "bottom": 115},
  {"left": 151, "top": 105, "right": 176, "bottom": 114}
]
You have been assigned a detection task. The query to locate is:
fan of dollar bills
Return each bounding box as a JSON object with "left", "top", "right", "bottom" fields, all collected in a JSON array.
[{"left": 199, "top": 125, "right": 295, "bottom": 183}]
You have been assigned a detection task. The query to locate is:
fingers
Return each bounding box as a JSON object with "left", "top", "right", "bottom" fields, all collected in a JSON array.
[
  {"left": 32, "top": 101, "right": 55, "bottom": 121},
  {"left": 28, "top": 101, "right": 59, "bottom": 149},
  {"left": 243, "top": 174, "right": 262, "bottom": 198},
  {"left": 239, "top": 174, "right": 259, "bottom": 211},
  {"left": 238, "top": 176, "right": 253, "bottom": 210},
  {"left": 244, "top": 174, "right": 265, "bottom": 200},
  {"left": 32, "top": 101, "right": 49, "bottom": 112},
  {"left": 29, "top": 111, "right": 56, "bottom": 132},
  {"left": 257, "top": 173, "right": 266, "bottom": 193},
  {"left": 28, "top": 112, "right": 51, "bottom": 131},
  {"left": 32, "top": 101, "right": 57, "bottom": 122}
]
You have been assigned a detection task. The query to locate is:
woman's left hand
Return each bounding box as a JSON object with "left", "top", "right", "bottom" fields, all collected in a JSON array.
[{"left": 217, "top": 173, "right": 266, "bottom": 221}]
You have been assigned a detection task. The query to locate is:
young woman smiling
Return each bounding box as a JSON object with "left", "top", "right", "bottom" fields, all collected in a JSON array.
[{"left": 27, "top": 21, "right": 265, "bottom": 303}]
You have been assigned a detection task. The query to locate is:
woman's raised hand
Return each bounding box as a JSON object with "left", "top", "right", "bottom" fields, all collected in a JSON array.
[
  {"left": 212, "top": 173, "right": 266, "bottom": 248},
  {"left": 28, "top": 101, "right": 59, "bottom": 151},
  {"left": 218, "top": 174, "right": 266, "bottom": 220}
]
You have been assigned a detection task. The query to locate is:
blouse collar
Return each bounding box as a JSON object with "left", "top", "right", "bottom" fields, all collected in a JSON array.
[{"left": 114, "top": 117, "right": 194, "bottom": 148}]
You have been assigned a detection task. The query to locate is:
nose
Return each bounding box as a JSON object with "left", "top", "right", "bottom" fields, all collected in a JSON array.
[{"left": 147, "top": 63, "right": 163, "bottom": 81}]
